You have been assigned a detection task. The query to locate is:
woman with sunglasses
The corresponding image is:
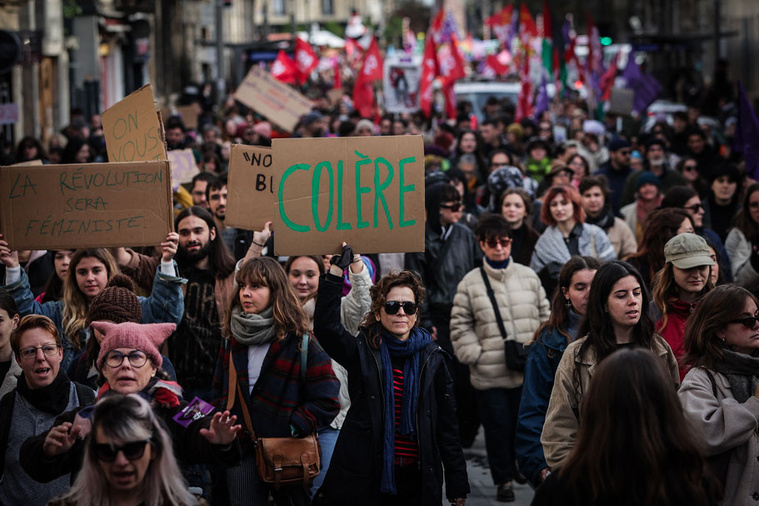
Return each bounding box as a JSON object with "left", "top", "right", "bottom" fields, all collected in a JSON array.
[
  {"left": 48, "top": 393, "right": 196, "bottom": 506},
  {"left": 530, "top": 184, "right": 616, "bottom": 297},
  {"left": 652, "top": 234, "right": 715, "bottom": 381},
  {"left": 19, "top": 321, "right": 241, "bottom": 489},
  {"left": 314, "top": 251, "right": 469, "bottom": 506},
  {"left": 725, "top": 183, "right": 759, "bottom": 288},
  {"left": 451, "top": 214, "right": 550, "bottom": 502},
  {"left": 0, "top": 315, "right": 95, "bottom": 505},
  {"left": 676, "top": 156, "right": 708, "bottom": 196},
  {"left": 678, "top": 285, "right": 759, "bottom": 505}
]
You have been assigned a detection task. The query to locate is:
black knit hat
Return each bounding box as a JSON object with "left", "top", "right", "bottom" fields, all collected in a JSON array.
[{"left": 87, "top": 274, "right": 142, "bottom": 326}]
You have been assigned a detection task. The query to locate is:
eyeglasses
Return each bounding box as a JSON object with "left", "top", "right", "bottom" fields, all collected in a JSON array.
[
  {"left": 618, "top": 150, "right": 631, "bottom": 156},
  {"left": 440, "top": 202, "right": 463, "bottom": 212},
  {"left": 683, "top": 164, "right": 698, "bottom": 172},
  {"left": 94, "top": 440, "right": 151, "bottom": 462},
  {"left": 19, "top": 344, "right": 59, "bottom": 360},
  {"left": 383, "top": 301, "right": 418, "bottom": 315},
  {"left": 105, "top": 350, "right": 149, "bottom": 369},
  {"left": 486, "top": 237, "right": 512, "bottom": 248},
  {"left": 683, "top": 203, "right": 704, "bottom": 213},
  {"left": 727, "top": 313, "right": 759, "bottom": 329}
]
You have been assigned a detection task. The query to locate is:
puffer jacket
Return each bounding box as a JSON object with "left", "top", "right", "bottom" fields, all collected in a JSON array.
[
  {"left": 541, "top": 334, "right": 679, "bottom": 468},
  {"left": 450, "top": 260, "right": 550, "bottom": 390},
  {"left": 679, "top": 367, "right": 759, "bottom": 506}
]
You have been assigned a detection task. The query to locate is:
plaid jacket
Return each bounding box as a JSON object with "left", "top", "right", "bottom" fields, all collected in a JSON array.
[{"left": 213, "top": 331, "right": 340, "bottom": 439}]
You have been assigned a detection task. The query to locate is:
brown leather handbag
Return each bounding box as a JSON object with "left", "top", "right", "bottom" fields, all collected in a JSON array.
[{"left": 226, "top": 334, "right": 321, "bottom": 489}]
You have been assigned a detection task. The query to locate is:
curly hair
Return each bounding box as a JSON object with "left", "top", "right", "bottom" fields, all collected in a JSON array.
[{"left": 360, "top": 270, "right": 426, "bottom": 350}]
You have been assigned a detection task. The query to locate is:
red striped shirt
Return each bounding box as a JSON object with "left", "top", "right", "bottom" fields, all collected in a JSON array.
[{"left": 392, "top": 367, "right": 419, "bottom": 465}]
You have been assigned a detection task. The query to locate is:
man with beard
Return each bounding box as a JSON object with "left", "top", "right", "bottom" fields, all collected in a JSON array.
[
  {"left": 621, "top": 138, "right": 687, "bottom": 207},
  {"left": 113, "top": 206, "right": 236, "bottom": 400},
  {"left": 206, "top": 177, "right": 253, "bottom": 260}
]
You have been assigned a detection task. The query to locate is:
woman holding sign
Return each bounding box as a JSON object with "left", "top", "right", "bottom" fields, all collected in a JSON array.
[
  {"left": 313, "top": 246, "right": 469, "bottom": 506},
  {"left": 0, "top": 236, "right": 186, "bottom": 371}
]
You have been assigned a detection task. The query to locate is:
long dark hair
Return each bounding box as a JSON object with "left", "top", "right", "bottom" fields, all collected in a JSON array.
[
  {"left": 560, "top": 348, "right": 710, "bottom": 506},
  {"left": 174, "top": 206, "right": 235, "bottom": 279},
  {"left": 532, "top": 256, "right": 601, "bottom": 343},
  {"left": 682, "top": 285, "right": 759, "bottom": 370},
  {"left": 360, "top": 270, "right": 426, "bottom": 350},
  {"left": 627, "top": 208, "right": 693, "bottom": 279},
  {"left": 578, "top": 261, "right": 655, "bottom": 366},
  {"left": 735, "top": 183, "right": 759, "bottom": 242}
]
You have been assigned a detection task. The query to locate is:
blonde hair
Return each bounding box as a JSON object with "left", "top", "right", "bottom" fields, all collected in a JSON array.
[{"left": 62, "top": 249, "right": 120, "bottom": 350}]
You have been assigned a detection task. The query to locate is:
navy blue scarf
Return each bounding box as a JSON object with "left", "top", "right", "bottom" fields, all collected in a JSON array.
[{"left": 379, "top": 326, "right": 432, "bottom": 494}]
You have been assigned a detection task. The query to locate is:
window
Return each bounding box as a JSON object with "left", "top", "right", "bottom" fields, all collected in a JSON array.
[
  {"left": 321, "top": 0, "right": 333, "bottom": 15},
  {"left": 273, "top": 0, "right": 285, "bottom": 16}
]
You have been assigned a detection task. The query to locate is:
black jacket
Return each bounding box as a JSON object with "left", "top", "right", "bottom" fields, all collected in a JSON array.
[
  {"left": 405, "top": 221, "right": 480, "bottom": 326},
  {"left": 312, "top": 273, "right": 470, "bottom": 506}
]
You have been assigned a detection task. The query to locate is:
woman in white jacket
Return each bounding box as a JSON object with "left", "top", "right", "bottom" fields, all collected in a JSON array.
[
  {"left": 451, "top": 214, "right": 550, "bottom": 502},
  {"left": 725, "top": 183, "right": 759, "bottom": 287},
  {"left": 679, "top": 284, "right": 759, "bottom": 505}
]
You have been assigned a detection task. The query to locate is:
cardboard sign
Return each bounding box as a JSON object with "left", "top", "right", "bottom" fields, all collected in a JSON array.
[
  {"left": 102, "top": 84, "right": 167, "bottom": 163},
  {"left": 226, "top": 145, "right": 275, "bottom": 231},
  {"left": 272, "top": 135, "right": 425, "bottom": 255},
  {"left": 0, "top": 161, "right": 173, "bottom": 250},
  {"left": 383, "top": 58, "right": 422, "bottom": 114},
  {"left": 234, "top": 66, "right": 313, "bottom": 132},
  {"left": 609, "top": 87, "right": 635, "bottom": 116},
  {"left": 167, "top": 149, "right": 199, "bottom": 184}
]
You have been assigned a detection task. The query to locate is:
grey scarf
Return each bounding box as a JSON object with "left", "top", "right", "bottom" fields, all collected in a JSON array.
[
  {"left": 713, "top": 348, "right": 759, "bottom": 403},
  {"left": 231, "top": 306, "right": 277, "bottom": 345}
]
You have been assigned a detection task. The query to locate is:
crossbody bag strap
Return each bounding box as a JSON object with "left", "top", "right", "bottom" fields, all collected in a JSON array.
[
  {"left": 480, "top": 266, "right": 509, "bottom": 340},
  {"left": 226, "top": 343, "right": 256, "bottom": 439}
]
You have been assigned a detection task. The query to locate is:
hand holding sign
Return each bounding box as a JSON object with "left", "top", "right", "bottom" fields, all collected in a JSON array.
[
  {"left": 160, "top": 232, "right": 179, "bottom": 263},
  {"left": 0, "top": 234, "right": 19, "bottom": 269}
]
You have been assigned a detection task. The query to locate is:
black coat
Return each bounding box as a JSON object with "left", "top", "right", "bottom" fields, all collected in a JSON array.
[{"left": 312, "top": 273, "right": 470, "bottom": 506}]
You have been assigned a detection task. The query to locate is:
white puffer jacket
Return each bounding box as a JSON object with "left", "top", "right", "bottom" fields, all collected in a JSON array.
[{"left": 450, "top": 260, "right": 550, "bottom": 390}]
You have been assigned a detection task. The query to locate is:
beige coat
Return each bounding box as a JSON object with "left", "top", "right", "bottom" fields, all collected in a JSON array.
[
  {"left": 606, "top": 217, "right": 638, "bottom": 259},
  {"left": 679, "top": 367, "right": 759, "bottom": 506},
  {"left": 541, "top": 334, "right": 679, "bottom": 468},
  {"left": 450, "top": 260, "right": 550, "bottom": 391}
]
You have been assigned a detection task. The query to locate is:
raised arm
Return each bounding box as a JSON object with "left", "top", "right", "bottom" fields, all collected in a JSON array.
[{"left": 339, "top": 255, "right": 373, "bottom": 335}]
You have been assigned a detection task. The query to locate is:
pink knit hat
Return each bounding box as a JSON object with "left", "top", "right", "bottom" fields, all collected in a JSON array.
[{"left": 94, "top": 321, "right": 176, "bottom": 370}]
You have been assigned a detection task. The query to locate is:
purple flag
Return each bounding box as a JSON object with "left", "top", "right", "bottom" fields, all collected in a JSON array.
[
  {"left": 734, "top": 81, "right": 759, "bottom": 179},
  {"left": 534, "top": 73, "right": 550, "bottom": 121},
  {"left": 622, "top": 56, "right": 662, "bottom": 114}
]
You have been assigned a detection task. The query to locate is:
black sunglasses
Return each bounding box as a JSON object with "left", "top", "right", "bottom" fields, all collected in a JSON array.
[
  {"left": 440, "top": 202, "right": 463, "bottom": 212},
  {"left": 94, "top": 440, "right": 151, "bottom": 462},
  {"left": 383, "top": 301, "right": 418, "bottom": 315},
  {"left": 728, "top": 313, "right": 759, "bottom": 329},
  {"left": 683, "top": 203, "right": 704, "bottom": 213}
]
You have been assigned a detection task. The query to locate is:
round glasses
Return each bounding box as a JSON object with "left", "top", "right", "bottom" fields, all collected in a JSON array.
[
  {"left": 105, "top": 350, "right": 149, "bottom": 369},
  {"left": 18, "top": 344, "right": 59, "bottom": 360}
]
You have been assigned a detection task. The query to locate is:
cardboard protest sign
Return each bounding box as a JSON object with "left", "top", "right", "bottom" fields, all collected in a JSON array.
[
  {"left": 102, "top": 84, "right": 167, "bottom": 163},
  {"left": 609, "top": 87, "right": 635, "bottom": 116},
  {"left": 167, "top": 149, "right": 199, "bottom": 184},
  {"left": 0, "top": 161, "right": 173, "bottom": 250},
  {"left": 383, "top": 57, "right": 422, "bottom": 114},
  {"left": 225, "top": 145, "right": 275, "bottom": 231},
  {"left": 272, "top": 135, "right": 425, "bottom": 255},
  {"left": 234, "top": 66, "right": 313, "bottom": 132}
]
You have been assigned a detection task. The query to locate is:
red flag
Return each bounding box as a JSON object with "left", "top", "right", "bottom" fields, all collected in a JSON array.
[
  {"left": 419, "top": 35, "right": 438, "bottom": 117},
  {"left": 486, "top": 5, "right": 514, "bottom": 44},
  {"left": 516, "top": 46, "right": 533, "bottom": 121},
  {"left": 518, "top": 4, "right": 538, "bottom": 41},
  {"left": 294, "top": 38, "right": 318, "bottom": 84},
  {"left": 359, "top": 37, "right": 384, "bottom": 82},
  {"left": 352, "top": 76, "right": 374, "bottom": 118},
  {"left": 600, "top": 52, "right": 620, "bottom": 101},
  {"left": 484, "top": 53, "right": 510, "bottom": 76},
  {"left": 541, "top": 0, "right": 552, "bottom": 40},
  {"left": 332, "top": 59, "right": 342, "bottom": 89},
  {"left": 270, "top": 50, "right": 297, "bottom": 84}
]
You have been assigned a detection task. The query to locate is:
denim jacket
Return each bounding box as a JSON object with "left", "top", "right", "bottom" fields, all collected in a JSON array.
[{"left": 4, "top": 265, "right": 186, "bottom": 371}]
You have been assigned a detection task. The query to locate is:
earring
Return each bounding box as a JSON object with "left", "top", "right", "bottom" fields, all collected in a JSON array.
[{"left": 565, "top": 298, "right": 572, "bottom": 308}]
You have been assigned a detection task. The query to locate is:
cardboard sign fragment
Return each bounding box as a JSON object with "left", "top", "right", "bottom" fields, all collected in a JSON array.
[
  {"left": 234, "top": 66, "right": 313, "bottom": 132},
  {"left": 167, "top": 149, "right": 199, "bottom": 184},
  {"left": 0, "top": 161, "right": 173, "bottom": 250},
  {"left": 226, "top": 145, "right": 275, "bottom": 231},
  {"left": 102, "top": 84, "right": 168, "bottom": 163}
]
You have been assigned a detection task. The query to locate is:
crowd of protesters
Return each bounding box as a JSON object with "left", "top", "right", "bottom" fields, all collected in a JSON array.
[{"left": 1, "top": 58, "right": 759, "bottom": 506}]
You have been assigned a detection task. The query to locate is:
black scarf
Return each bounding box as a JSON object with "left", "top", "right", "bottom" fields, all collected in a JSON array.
[
  {"left": 16, "top": 370, "right": 72, "bottom": 414},
  {"left": 585, "top": 204, "right": 616, "bottom": 231},
  {"left": 712, "top": 348, "right": 759, "bottom": 403}
]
